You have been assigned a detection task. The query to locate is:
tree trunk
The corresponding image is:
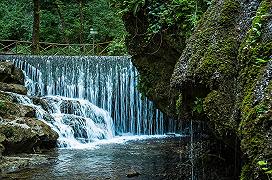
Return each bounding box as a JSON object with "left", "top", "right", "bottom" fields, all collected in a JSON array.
[{"left": 32, "top": 0, "right": 40, "bottom": 54}]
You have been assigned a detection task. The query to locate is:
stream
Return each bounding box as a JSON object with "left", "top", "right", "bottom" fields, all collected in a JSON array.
[{"left": 4, "top": 136, "right": 196, "bottom": 180}]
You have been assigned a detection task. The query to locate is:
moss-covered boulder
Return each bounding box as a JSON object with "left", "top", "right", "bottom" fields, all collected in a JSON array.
[
  {"left": 170, "top": 0, "right": 271, "bottom": 179},
  {"left": 0, "top": 133, "right": 5, "bottom": 158},
  {"left": 0, "top": 66, "right": 59, "bottom": 154},
  {"left": 122, "top": 9, "right": 181, "bottom": 117},
  {"left": 0, "top": 61, "right": 24, "bottom": 85},
  {"left": 0, "top": 100, "right": 36, "bottom": 119},
  {"left": 0, "top": 82, "right": 27, "bottom": 95},
  {"left": 237, "top": 1, "right": 272, "bottom": 178},
  {"left": 0, "top": 117, "right": 58, "bottom": 154},
  {"left": 122, "top": 0, "right": 271, "bottom": 179}
]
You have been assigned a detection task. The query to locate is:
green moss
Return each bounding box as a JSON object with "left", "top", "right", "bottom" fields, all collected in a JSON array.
[
  {"left": 0, "top": 100, "right": 4, "bottom": 110},
  {"left": 176, "top": 93, "right": 182, "bottom": 114},
  {"left": 240, "top": 163, "right": 251, "bottom": 180},
  {"left": 134, "top": 56, "right": 179, "bottom": 117},
  {"left": 238, "top": 1, "right": 272, "bottom": 179},
  {"left": 219, "top": 0, "right": 240, "bottom": 25},
  {"left": 0, "top": 91, "right": 13, "bottom": 103},
  {"left": 180, "top": 0, "right": 241, "bottom": 89},
  {"left": 193, "top": 97, "right": 203, "bottom": 114}
]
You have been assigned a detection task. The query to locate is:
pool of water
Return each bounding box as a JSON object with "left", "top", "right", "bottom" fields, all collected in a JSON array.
[{"left": 4, "top": 136, "right": 196, "bottom": 180}]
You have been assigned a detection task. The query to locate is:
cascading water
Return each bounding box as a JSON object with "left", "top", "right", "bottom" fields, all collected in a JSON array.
[{"left": 1, "top": 55, "right": 178, "bottom": 148}]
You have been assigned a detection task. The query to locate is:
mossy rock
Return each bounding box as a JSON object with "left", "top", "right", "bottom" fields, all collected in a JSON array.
[
  {"left": 237, "top": 1, "right": 272, "bottom": 179},
  {"left": 0, "top": 82, "right": 27, "bottom": 95},
  {"left": 0, "top": 91, "right": 13, "bottom": 103},
  {"left": 0, "top": 117, "right": 58, "bottom": 154},
  {"left": 0, "top": 101, "right": 36, "bottom": 118},
  {"left": 0, "top": 61, "right": 24, "bottom": 85}
]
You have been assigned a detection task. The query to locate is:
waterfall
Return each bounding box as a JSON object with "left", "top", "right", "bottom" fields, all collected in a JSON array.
[{"left": 1, "top": 55, "right": 178, "bottom": 147}]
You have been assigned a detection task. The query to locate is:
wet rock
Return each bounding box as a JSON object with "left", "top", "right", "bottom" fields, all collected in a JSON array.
[
  {"left": 0, "top": 61, "right": 24, "bottom": 85},
  {"left": 126, "top": 169, "right": 141, "bottom": 178},
  {"left": 0, "top": 91, "right": 13, "bottom": 102},
  {"left": 0, "top": 157, "right": 29, "bottom": 175},
  {"left": 32, "top": 96, "right": 52, "bottom": 113},
  {"left": 0, "top": 101, "right": 36, "bottom": 118},
  {"left": 0, "top": 143, "right": 5, "bottom": 159},
  {"left": 0, "top": 82, "right": 27, "bottom": 95},
  {"left": 0, "top": 117, "right": 58, "bottom": 154},
  {"left": 0, "top": 154, "right": 48, "bottom": 176},
  {"left": 12, "top": 67, "right": 25, "bottom": 85}
]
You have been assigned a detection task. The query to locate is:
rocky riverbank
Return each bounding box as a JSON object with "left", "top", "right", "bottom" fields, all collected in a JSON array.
[
  {"left": 120, "top": 0, "right": 272, "bottom": 179},
  {"left": 0, "top": 60, "right": 58, "bottom": 176}
]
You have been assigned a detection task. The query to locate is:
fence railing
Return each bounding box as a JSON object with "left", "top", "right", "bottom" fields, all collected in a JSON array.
[{"left": 0, "top": 40, "right": 112, "bottom": 56}]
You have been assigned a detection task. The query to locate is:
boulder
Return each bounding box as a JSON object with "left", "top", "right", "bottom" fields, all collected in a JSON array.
[
  {"left": 0, "top": 154, "right": 49, "bottom": 176},
  {"left": 0, "top": 91, "right": 13, "bottom": 102},
  {"left": 0, "top": 117, "right": 58, "bottom": 154},
  {"left": 0, "top": 101, "right": 36, "bottom": 118},
  {"left": 126, "top": 169, "right": 141, "bottom": 178},
  {"left": 0, "top": 61, "right": 24, "bottom": 85},
  {"left": 0, "top": 82, "right": 27, "bottom": 95},
  {"left": 0, "top": 133, "right": 5, "bottom": 159}
]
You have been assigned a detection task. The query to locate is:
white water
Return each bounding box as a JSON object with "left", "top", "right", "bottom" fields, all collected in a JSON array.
[{"left": 2, "top": 55, "right": 179, "bottom": 148}]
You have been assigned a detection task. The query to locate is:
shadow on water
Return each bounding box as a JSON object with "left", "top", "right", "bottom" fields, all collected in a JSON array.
[
  {"left": 3, "top": 137, "right": 194, "bottom": 180},
  {"left": 3, "top": 135, "right": 239, "bottom": 180}
]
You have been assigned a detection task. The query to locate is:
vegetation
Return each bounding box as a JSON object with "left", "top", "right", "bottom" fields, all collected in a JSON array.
[
  {"left": 112, "top": 0, "right": 211, "bottom": 40},
  {"left": 0, "top": 0, "right": 128, "bottom": 55}
]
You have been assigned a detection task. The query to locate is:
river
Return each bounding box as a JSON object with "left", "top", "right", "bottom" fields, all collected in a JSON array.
[{"left": 3, "top": 136, "right": 198, "bottom": 180}]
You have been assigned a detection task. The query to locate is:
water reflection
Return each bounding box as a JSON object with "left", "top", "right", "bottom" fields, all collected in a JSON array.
[{"left": 5, "top": 137, "right": 193, "bottom": 179}]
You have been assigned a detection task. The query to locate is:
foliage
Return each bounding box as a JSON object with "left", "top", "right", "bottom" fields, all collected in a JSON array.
[
  {"left": 107, "top": 36, "right": 128, "bottom": 55},
  {"left": 257, "top": 160, "right": 272, "bottom": 174},
  {"left": 176, "top": 94, "right": 182, "bottom": 113},
  {"left": 0, "top": 0, "right": 128, "bottom": 55},
  {"left": 193, "top": 97, "right": 203, "bottom": 114},
  {"left": 0, "top": 0, "right": 33, "bottom": 40},
  {"left": 111, "top": 0, "right": 211, "bottom": 39}
]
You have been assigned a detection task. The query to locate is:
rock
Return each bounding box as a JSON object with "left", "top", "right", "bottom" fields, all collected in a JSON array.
[
  {"left": 0, "top": 91, "right": 13, "bottom": 102},
  {"left": 0, "top": 82, "right": 27, "bottom": 95},
  {"left": 32, "top": 96, "right": 52, "bottom": 112},
  {"left": 0, "top": 143, "right": 5, "bottom": 159},
  {"left": 0, "top": 154, "right": 49, "bottom": 176},
  {"left": 12, "top": 67, "right": 25, "bottom": 85},
  {"left": 0, "top": 101, "right": 36, "bottom": 118},
  {"left": 0, "top": 117, "right": 58, "bottom": 154},
  {"left": 0, "top": 157, "right": 29, "bottom": 176},
  {"left": 126, "top": 169, "right": 141, "bottom": 178},
  {"left": 0, "top": 61, "right": 24, "bottom": 85}
]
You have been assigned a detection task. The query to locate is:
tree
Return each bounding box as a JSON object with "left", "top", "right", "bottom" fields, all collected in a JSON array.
[{"left": 32, "top": 0, "right": 40, "bottom": 54}]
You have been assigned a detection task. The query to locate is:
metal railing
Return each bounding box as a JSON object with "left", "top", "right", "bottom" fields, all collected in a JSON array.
[{"left": 0, "top": 40, "right": 112, "bottom": 56}]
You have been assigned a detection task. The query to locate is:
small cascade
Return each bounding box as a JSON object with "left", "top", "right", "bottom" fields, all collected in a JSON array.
[
  {"left": 9, "top": 92, "right": 114, "bottom": 148},
  {"left": 0, "top": 55, "right": 179, "bottom": 148}
]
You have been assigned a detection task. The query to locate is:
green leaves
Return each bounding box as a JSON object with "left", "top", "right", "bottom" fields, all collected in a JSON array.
[
  {"left": 1, "top": 0, "right": 128, "bottom": 55},
  {"left": 255, "top": 58, "right": 270, "bottom": 65},
  {"left": 258, "top": 160, "right": 267, "bottom": 166},
  {"left": 257, "top": 160, "right": 272, "bottom": 174},
  {"left": 193, "top": 97, "right": 203, "bottom": 114},
  {"left": 0, "top": 0, "right": 32, "bottom": 40},
  {"left": 112, "top": 0, "right": 210, "bottom": 42}
]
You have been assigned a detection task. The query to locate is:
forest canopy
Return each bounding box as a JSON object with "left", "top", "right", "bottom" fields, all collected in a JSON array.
[{"left": 0, "top": 0, "right": 127, "bottom": 55}]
